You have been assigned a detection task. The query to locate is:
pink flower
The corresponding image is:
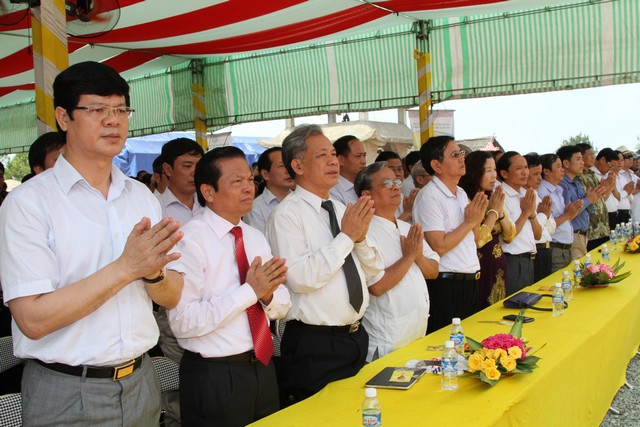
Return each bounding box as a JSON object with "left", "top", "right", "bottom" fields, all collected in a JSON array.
[
  {"left": 586, "top": 265, "right": 599, "bottom": 274},
  {"left": 481, "top": 333, "right": 527, "bottom": 359},
  {"left": 600, "top": 265, "right": 615, "bottom": 279}
]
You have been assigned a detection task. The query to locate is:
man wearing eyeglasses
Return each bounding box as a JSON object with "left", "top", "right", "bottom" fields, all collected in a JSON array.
[
  {"left": 0, "top": 61, "right": 183, "bottom": 426},
  {"left": 354, "top": 162, "right": 439, "bottom": 361},
  {"left": 413, "top": 136, "right": 487, "bottom": 334}
]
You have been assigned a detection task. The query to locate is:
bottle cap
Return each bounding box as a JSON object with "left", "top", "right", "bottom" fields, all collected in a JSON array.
[
  {"left": 365, "top": 387, "right": 377, "bottom": 398},
  {"left": 445, "top": 340, "right": 455, "bottom": 348},
  {"left": 563, "top": 271, "right": 569, "bottom": 275},
  {"left": 452, "top": 317, "right": 461, "bottom": 325},
  {"left": 603, "top": 244, "right": 608, "bottom": 250},
  {"left": 554, "top": 282, "right": 562, "bottom": 288}
]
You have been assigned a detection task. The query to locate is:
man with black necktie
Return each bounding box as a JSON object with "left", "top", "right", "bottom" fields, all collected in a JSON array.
[
  {"left": 167, "top": 147, "right": 291, "bottom": 427},
  {"left": 266, "top": 124, "right": 384, "bottom": 406}
]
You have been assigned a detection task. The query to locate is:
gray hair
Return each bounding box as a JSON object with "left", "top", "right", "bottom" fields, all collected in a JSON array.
[
  {"left": 411, "top": 162, "right": 428, "bottom": 187},
  {"left": 354, "top": 161, "right": 387, "bottom": 197},
  {"left": 282, "top": 124, "right": 324, "bottom": 179}
]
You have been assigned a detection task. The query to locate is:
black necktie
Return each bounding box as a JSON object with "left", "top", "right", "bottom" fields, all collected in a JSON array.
[{"left": 321, "top": 200, "right": 364, "bottom": 312}]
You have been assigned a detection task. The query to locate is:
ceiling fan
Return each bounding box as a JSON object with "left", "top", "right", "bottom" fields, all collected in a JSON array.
[{"left": 0, "top": 0, "right": 121, "bottom": 38}]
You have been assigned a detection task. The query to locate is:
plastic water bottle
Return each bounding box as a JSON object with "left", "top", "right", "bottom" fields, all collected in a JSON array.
[
  {"left": 561, "top": 271, "right": 573, "bottom": 302},
  {"left": 584, "top": 253, "right": 593, "bottom": 268},
  {"left": 615, "top": 224, "right": 623, "bottom": 243},
  {"left": 449, "top": 318, "right": 464, "bottom": 355},
  {"left": 573, "top": 260, "right": 583, "bottom": 286},
  {"left": 362, "top": 388, "right": 382, "bottom": 426},
  {"left": 552, "top": 283, "right": 565, "bottom": 317},
  {"left": 601, "top": 244, "right": 610, "bottom": 265},
  {"left": 441, "top": 340, "right": 458, "bottom": 390},
  {"left": 609, "top": 230, "right": 617, "bottom": 250}
]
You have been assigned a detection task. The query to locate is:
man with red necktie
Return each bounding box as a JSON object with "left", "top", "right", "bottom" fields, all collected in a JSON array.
[{"left": 167, "top": 146, "right": 291, "bottom": 427}]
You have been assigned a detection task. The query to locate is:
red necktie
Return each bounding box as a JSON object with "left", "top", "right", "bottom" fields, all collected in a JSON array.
[{"left": 230, "top": 226, "right": 274, "bottom": 366}]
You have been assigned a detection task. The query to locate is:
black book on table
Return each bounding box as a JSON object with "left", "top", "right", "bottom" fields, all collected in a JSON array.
[{"left": 365, "top": 366, "right": 428, "bottom": 390}]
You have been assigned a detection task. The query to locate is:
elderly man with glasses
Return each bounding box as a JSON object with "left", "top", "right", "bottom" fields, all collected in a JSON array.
[
  {"left": 354, "top": 162, "right": 439, "bottom": 361},
  {"left": 412, "top": 136, "right": 487, "bottom": 333}
]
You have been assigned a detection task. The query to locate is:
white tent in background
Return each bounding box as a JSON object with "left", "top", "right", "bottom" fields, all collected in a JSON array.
[{"left": 258, "top": 121, "right": 414, "bottom": 162}]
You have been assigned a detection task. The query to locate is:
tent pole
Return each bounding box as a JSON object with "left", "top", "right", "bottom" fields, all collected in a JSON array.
[
  {"left": 191, "top": 59, "right": 208, "bottom": 149},
  {"left": 414, "top": 20, "right": 432, "bottom": 146},
  {"left": 32, "top": 0, "right": 68, "bottom": 135}
]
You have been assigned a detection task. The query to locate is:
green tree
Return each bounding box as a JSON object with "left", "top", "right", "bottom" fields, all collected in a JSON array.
[
  {"left": 0, "top": 153, "right": 30, "bottom": 181},
  {"left": 561, "top": 133, "right": 592, "bottom": 147}
]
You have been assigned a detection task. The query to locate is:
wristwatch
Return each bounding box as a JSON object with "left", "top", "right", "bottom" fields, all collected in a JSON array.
[{"left": 142, "top": 267, "right": 166, "bottom": 284}]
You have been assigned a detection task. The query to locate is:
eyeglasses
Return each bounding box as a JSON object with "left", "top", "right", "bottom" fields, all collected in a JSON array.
[
  {"left": 378, "top": 178, "right": 402, "bottom": 189},
  {"left": 442, "top": 150, "right": 465, "bottom": 160},
  {"left": 73, "top": 105, "right": 135, "bottom": 120}
]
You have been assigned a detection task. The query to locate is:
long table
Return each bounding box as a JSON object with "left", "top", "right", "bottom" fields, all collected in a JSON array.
[{"left": 251, "top": 246, "right": 640, "bottom": 426}]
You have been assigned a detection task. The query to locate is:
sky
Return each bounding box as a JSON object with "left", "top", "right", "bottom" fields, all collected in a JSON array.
[{"left": 217, "top": 82, "right": 640, "bottom": 156}]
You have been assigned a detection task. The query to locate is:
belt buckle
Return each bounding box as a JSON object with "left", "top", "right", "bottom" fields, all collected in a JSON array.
[
  {"left": 474, "top": 271, "right": 481, "bottom": 280},
  {"left": 531, "top": 253, "right": 536, "bottom": 260},
  {"left": 349, "top": 321, "right": 360, "bottom": 333},
  {"left": 113, "top": 359, "right": 136, "bottom": 381}
]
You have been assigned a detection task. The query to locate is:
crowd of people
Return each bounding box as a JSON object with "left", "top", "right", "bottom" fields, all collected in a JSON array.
[{"left": 1, "top": 61, "right": 640, "bottom": 427}]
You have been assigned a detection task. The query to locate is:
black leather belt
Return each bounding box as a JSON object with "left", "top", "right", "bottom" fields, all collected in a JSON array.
[
  {"left": 619, "top": 209, "right": 630, "bottom": 214},
  {"left": 550, "top": 242, "right": 572, "bottom": 250},
  {"left": 536, "top": 242, "right": 550, "bottom": 250},
  {"left": 290, "top": 320, "right": 361, "bottom": 334},
  {"left": 575, "top": 230, "right": 587, "bottom": 236},
  {"left": 183, "top": 350, "right": 259, "bottom": 364},
  {"left": 437, "top": 271, "right": 481, "bottom": 281},
  {"left": 508, "top": 252, "right": 536, "bottom": 260},
  {"left": 36, "top": 355, "right": 143, "bottom": 381}
]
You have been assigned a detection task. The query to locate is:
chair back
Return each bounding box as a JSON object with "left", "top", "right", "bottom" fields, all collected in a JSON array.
[
  {"left": 0, "top": 336, "right": 22, "bottom": 373},
  {"left": 0, "top": 393, "right": 22, "bottom": 427},
  {"left": 151, "top": 356, "right": 179, "bottom": 393}
]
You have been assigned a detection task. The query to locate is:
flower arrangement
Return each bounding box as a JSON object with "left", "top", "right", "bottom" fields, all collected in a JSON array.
[
  {"left": 625, "top": 235, "right": 640, "bottom": 253},
  {"left": 579, "top": 260, "right": 631, "bottom": 287},
  {"left": 465, "top": 310, "right": 541, "bottom": 386}
]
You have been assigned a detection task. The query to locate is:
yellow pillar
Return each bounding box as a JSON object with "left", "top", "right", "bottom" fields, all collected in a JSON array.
[
  {"left": 414, "top": 50, "right": 433, "bottom": 145},
  {"left": 192, "top": 82, "right": 208, "bottom": 149},
  {"left": 32, "top": 0, "right": 68, "bottom": 135}
]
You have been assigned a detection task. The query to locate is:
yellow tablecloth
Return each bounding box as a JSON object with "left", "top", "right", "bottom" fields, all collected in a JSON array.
[{"left": 251, "top": 246, "right": 640, "bottom": 427}]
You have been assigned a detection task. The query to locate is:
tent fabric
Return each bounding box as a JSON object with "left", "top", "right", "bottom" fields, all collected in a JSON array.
[{"left": 0, "top": 0, "right": 638, "bottom": 153}]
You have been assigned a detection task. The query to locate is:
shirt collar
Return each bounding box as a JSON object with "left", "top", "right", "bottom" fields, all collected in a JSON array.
[
  {"left": 54, "top": 154, "right": 129, "bottom": 197},
  {"left": 431, "top": 176, "right": 458, "bottom": 198},
  {"left": 502, "top": 182, "right": 524, "bottom": 197},
  {"left": 540, "top": 179, "right": 558, "bottom": 192},
  {"left": 295, "top": 184, "right": 328, "bottom": 214},
  {"left": 337, "top": 175, "right": 354, "bottom": 191},
  {"left": 261, "top": 187, "right": 279, "bottom": 204},
  {"left": 204, "top": 207, "right": 244, "bottom": 240}
]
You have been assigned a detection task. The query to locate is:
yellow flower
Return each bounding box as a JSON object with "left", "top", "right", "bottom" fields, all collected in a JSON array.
[
  {"left": 508, "top": 346, "right": 522, "bottom": 359},
  {"left": 467, "top": 353, "right": 484, "bottom": 372},
  {"left": 481, "top": 358, "right": 497, "bottom": 371},
  {"left": 494, "top": 348, "right": 508, "bottom": 361},
  {"left": 500, "top": 356, "right": 517, "bottom": 372},
  {"left": 485, "top": 367, "right": 501, "bottom": 381},
  {"left": 629, "top": 242, "right": 639, "bottom": 252},
  {"left": 484, "top": 349, "right": 496, "bottom": 360}
]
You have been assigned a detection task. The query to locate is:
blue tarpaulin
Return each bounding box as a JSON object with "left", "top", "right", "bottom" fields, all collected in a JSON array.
[{"left": 113, "top": 132, "right": 267, "bottom": 177}]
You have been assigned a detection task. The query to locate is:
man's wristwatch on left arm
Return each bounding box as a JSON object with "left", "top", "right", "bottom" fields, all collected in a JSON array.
[{"left": 142, "top": 267, "right": 166, "bottom": 284}]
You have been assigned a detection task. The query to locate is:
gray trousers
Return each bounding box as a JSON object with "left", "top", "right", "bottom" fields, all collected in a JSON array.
[
  {"left": 505, "top": 254, "right": 535, "bottom": 296},
  {"left": 22, "top": 356, "right": 160, "bottom": 427},
  {"left": 550, "top": 246, "right": 573, "bottom": 275}
]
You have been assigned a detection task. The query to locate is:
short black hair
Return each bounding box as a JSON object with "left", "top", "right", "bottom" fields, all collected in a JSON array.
[
  {"left": 574, "top": 143, "right": 592, "bottom": 154},
  {"left": 152, "top": 154, "right": 164, "bottom": 174},
  {"left": 540, "top": 153, "right": 559, "bottom": 175},
  {"left": 333, "top": 135, "right": 358, "bottom": 157},
  {"left": 404, "top": 151, "right": 421, "bottom": 170},
  {"left": 523, "top": 153, "right": 541, "bottom": 168},
  {"left": 161, "top": 138, "right": 205, "bottom": 167},
  {"left": 28, "top": 132, "right": 66, "bottom": 172},
  {"left": 194, "top": 146, "right": 246, "bottom": 206},
  {"left": 556, "top": 145, "right": 583, "bottom": 163},
  {"left": 496, "top": 151, "right": 521, "bottom": 180},
  {"left": 419, "top": 135, "right": 455, "bottom": 175},
  {"left": 257, "top": 147, "right": 282, "bottom": 173},
  {"left": 596, "top": 148, "right": 618, "bottom": 162},
  {"left": 375, "top": 151, "right": 401, "bottom": 162},
  {"left": 53, "top": 61, "right": 130, "bottom": 133}
]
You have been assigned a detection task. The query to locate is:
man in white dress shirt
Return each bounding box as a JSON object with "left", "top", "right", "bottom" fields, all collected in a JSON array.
[
  {"left": 354, "top": 162, "right": 439, "bottom": 361},
  {"left": 245, "top": 147, "right": 295, "bottom": 234},
  {"left": 167, "top": 146, "right": 290, "bottom": 426},
  {"left": 329, "top": 134, "right": 366, "bottom": 205},
  {"left": 413, "top": 136, "right": 487, "bottom": 334},
  {"left": 497, "top": 152, "right": 542, "bottom": 294},
  {"left": 0, "top": 61, "right": 184, "bottom": 426},
  {"left": 158, "top": 137, "right": 205, "bottom": 224},
  {"left": 614, "top": 148, "right": 636, "bottom": 225},
  {"left": 266, "top": 124, "right": 383, "bottom": 405},
  {"left": 152, "top": 154, "right": 168, "bottom": 198}
]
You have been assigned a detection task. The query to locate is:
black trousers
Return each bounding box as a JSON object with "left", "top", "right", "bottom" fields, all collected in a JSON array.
[
  {"left": 278, "top": 320, "right": 368, "bottom": 407},
  {"left": 587, "top": 236, "right": 608, "bottom": 252},
  {"left": 608, "top": 212, "right": 618, "bottom": 231},
  {"left": 618, "top": 209, "right": 631, "bottom": 226},
  {"left": 179, "top": 350, "right": 279, "bottom": 427},
  {"left": 505, "top": 254, "right": 534, "bottom": 296},
  {"left": 426, "top": 276, "right": 479, "bottom": 334},
  {"left": 533, "top": 248, "right": 552, "bottom": 283}
]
